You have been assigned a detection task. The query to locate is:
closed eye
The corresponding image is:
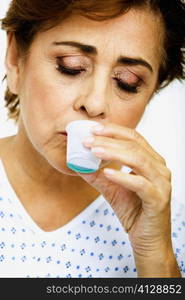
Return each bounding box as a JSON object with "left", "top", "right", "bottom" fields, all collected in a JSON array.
[
  {"left": 113, "top": 78, "right": 139, "bottom": 94},
  {"left": 57, "top": 64, "right": 85, "bottom": 76},
  {"left": 56, "top": 62, "right": 140, "bottom": 94}
]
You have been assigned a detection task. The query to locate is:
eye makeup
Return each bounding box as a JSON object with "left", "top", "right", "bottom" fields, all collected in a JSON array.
[
  {"left": 112, "top": 69, "right": 142, "bottom": 94},
  {"left": 56, "top": 56, "right": 88, "bottom": 76},
  {"left": 55, "top": 55, "right": 143, "bottom": 94},
  {"left": 113, "top": 78, "right": 140, "bottom": 94},
  {"left": 57, "top": 64, "right": 85, "bottom": 76}
]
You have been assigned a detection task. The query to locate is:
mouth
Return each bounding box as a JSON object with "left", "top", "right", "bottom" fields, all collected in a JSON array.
[
  {"left": 59, "top": 132, "right": 68, "bottom": 141},
  {"left": 60, "top": 131, "right": 68, "bottom": 136}
]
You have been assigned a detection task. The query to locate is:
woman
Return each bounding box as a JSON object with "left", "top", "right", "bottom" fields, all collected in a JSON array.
[{"left": 0, "top": 0, "right": 184, "bottom": 278}]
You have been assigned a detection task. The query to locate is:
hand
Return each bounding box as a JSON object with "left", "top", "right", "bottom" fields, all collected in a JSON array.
[{"left": 77, "top": 122, "right": 173, "bottom": 259}]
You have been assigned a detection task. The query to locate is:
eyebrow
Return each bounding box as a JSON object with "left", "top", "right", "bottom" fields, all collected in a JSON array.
[
  {"left": 52, "top": 41, "right": 153, "bottom": 73},
  {"left": 117, "top": 56, "right": 153, "bottom": 73},
  {"left": 53, "top": 41, "right": 97, "bottom": 55}
]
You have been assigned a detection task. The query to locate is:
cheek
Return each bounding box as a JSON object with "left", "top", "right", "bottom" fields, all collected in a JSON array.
[
  {"left": 109, "top": 101, "right": 147, "bottom": 129},
  {"left": 19, "top": 69, "right": 76, "bottom": 129},
  {"left": 21, "top": 74, "right": 62, "bottom": 115}
]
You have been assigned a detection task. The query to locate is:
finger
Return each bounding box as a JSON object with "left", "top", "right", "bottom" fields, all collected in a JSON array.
[
  {"left": 91, "top": 122, "right": 166, "bottom": 165},
  {"left": 103, "top": 168, "right": 154, "bottom": 199},
  {"left": 83, "top": 135, "right": 171, "bottom": 181},
  {"left": 90, "top": 143, "right": 170, "bottom": 188},
  {"left": 103, "top": 168, "right": 169, "bottom": 212}
]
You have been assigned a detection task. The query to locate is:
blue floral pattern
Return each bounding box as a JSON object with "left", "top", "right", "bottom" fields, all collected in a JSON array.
[{"left": 0, "top": 160, "right": 184, "bottom": 278}]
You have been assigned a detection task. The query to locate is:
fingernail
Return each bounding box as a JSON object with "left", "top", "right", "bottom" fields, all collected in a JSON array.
[
  {"left": 91, "top": 147, "right": 105, "bottom": 155},
  {"left": 104, "top": 168, "right": 115, "bottom": 175},
  {"left": 83, "top": 136, "right": 95, "bottom": 144},
  {"left": 92, "top": 124, "right": 104, "bottom": 133},
  {"left": 122, "top": 166, "right": 133, "bottom": 174}
]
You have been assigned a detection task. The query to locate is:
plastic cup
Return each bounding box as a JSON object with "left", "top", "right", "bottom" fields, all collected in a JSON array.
[{"left": 65, "top": 120, "right": 102, "bottom": 173}]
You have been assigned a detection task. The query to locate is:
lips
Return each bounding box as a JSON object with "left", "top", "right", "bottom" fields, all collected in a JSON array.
[
  {"left": 60, "top": 132, "right": 67, "bottom": 136},
  {"left": 58, "top": 131, "right": 68, "bottom": 142},
  {"left": 59, "top": 131, "right": 67, "bottom": 136}
]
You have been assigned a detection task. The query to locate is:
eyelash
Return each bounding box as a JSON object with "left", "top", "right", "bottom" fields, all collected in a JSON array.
[
  {"left": 113, "top": 77, "right": 139, "bottom": 94},
  {"left": 57, "top": 64, "right": 85, "bottom": 76},
  {"left": 56, "top": 63, "right": 139, "bottom": 94}
]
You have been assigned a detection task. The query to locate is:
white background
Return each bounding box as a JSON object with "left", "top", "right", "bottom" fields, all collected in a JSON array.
[{"left": 0, "top": 1, "right": 185, "bottom": 201}]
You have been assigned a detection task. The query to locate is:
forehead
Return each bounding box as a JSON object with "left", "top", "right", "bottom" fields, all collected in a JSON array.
[{"left": 33, "top": 7, "right": 164, "bottom": 70}]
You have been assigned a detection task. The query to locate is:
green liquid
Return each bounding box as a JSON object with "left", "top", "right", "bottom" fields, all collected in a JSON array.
[{"left": 67, "top": 163, "right": 97, "bottom": 173}]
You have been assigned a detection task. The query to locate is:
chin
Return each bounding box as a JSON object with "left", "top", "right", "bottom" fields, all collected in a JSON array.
[
  {"left": 63, "top": 160, "right": 111, "bottom": 176},
  {"left": 46, "top": 153, "right": 112, "bottom": 177},
  {"left": 45, "top": 156, "right": 79, "bottom": 176},
  {"left": 56, "top": 164, "right": 79, "bottom": 176}
]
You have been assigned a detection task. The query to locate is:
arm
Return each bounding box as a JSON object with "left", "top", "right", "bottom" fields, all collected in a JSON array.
[
  {"left": 78, "top": 122, "right": 181, "bottom": 277},
  {"left": 134, "top": 247, "right": 181, "bottom": 277}
]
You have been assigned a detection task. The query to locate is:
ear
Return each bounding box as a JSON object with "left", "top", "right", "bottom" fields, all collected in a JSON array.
[{"left": 5, "top": 33, "right": 21, "bottom": 95}]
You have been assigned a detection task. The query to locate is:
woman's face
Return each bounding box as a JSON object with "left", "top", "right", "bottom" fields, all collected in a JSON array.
[{"left": 13, "top": 7, "right": 164, "bottom": 175}]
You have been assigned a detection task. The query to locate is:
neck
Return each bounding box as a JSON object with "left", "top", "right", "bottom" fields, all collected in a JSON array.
[
  {"left": 2, "top": 121, "right": 122, "bottom": 203},
  {"left": 0, "top": 123, "right": 122, "bottom": 231},
  {"left": 2, "top": 119, "right": 105, "bottom": 203}
]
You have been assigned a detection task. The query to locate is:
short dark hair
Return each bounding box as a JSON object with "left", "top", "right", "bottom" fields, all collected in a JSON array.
[{"left": 1, "top": 0, "right": 185, "bottom": 122}]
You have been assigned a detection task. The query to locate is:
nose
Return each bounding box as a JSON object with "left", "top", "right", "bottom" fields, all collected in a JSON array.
[{"left": 73, "top": 71, "right": 109, "bottom": 120}]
